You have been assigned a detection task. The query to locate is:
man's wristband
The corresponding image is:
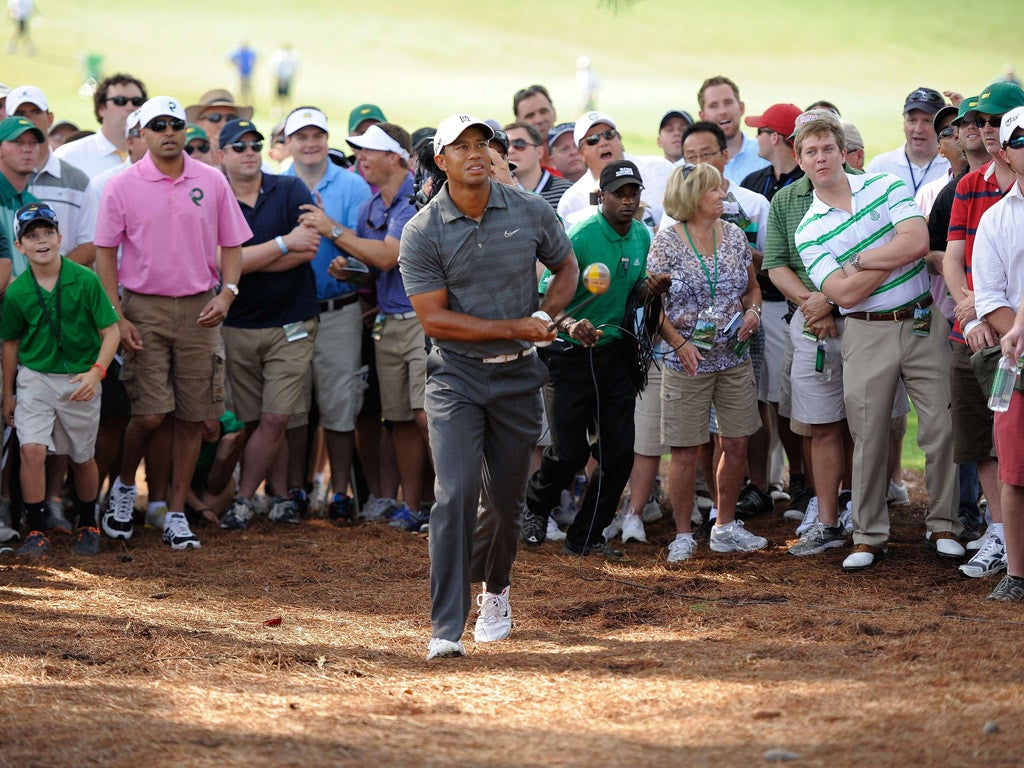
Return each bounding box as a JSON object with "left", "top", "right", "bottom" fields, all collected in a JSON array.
[
  {"left": 90, "top": 363, "right": 106, "bottom": 380},
  {"left": 274, "top": 236, "right": 288, "bottom": 255}
]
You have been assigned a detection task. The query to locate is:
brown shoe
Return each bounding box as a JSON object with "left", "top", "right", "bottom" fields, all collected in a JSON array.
[
  {"left": 842, "top": 543, "right": 886, "bottom": 572},
  {"left": 926, "top": 530, "right": 966, "bottom": 559}
]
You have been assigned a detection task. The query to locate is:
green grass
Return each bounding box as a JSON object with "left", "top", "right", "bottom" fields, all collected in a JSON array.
[
  {"left": 903, "top": 405, "right": 925, "bottom": 474},
  {"left": 4, "top": 0, "right": 1022, "bottom": 157}
]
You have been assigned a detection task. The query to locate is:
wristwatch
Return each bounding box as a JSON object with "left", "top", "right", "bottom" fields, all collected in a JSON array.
[
  {"left": 223, "top": 283, "right": 239, "bottom": 297},
  {"left": 850, "top": 252, "right": 862, "bottom": 270},
  {"left": 329, "top": 225, "right": 344, "bottom": 241}
]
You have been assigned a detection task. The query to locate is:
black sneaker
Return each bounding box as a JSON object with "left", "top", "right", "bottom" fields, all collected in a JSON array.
[
  {"left": 17, "top": 530, "right": 50, "bottom": 562},
  {"left": 736, "top": 483, "right": 773, "bottom": 518},
  {"left": 521, "top": 512, "right": 547, "bottom": 546},
  {"left": 288, "top": 487, "right": 310, "bottom": 518},
  {"left": 72, "top": 526, "right": 101, "bottom": 555},
  {"left": 564, "top": 540, "right": 626, "bottom": 560}
]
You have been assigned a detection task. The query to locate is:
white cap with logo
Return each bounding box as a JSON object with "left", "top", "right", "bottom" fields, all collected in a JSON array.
[{"left": 432, "top": 114, "right": 494, "bottom": 156}]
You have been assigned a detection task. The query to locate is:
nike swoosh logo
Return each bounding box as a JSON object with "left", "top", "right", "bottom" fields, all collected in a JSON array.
[{"left": 504, "top": 229, "right": 520, "bottom": 238}]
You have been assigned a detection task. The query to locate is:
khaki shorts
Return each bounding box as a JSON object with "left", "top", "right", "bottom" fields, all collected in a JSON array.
[
  {"left": 634, "top": 363, "right": 667, "bottom": 457},
  {"left": 312, "top": 302, "right": 366, "bottom": 432},
  {"left": 120, "top": 290, "right": 225, "bottom": 422},
  {"left": 375, "top": 315, "right": 426, "bottom": 422},
  {"left": 222, "top": 319, "right": 317, "bottom": 424},
  {"left": 15, "top": 368, "right": 101, "bottom": 464},
  {"left": 661, "top": 359, "right": 761, "bottom": 447}
]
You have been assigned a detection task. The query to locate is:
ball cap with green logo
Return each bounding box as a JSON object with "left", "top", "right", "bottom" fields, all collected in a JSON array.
[{"left": 0, "top": 116, "right": 45, "bottom": 143}]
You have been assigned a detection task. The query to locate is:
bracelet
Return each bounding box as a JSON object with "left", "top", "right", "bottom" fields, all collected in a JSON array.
[
  {"left": 745, "top": 306, "right": 762, "bottom": 317},
  {"left": 274, "top": 235, "right": 288, "bottom": 255},
  {"left": 90, "top": 363, "right": 106, "bottom": 380}
]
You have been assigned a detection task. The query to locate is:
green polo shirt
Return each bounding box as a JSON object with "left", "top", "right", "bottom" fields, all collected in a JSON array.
[
  {"left": 0, "top": 173, "right": 38, "bottom": 270},
  {"left": 0, "top": 257, "right": 120, "bottom": 374},
  {"left": 563, "top": 212, "right": 651, "bottom": 347}
]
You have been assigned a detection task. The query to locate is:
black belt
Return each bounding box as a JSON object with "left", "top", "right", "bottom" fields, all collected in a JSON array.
[
  {"left": 318, "top": 294, "right": 359, "bottom": 314},
  {"left": 845, "top": 296, "right": 933, "bottom": 322}
]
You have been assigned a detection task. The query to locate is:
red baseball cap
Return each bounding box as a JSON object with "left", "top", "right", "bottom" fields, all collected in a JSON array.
[{"left": 745, "top": 103, "right": 803, "bottom": 137}]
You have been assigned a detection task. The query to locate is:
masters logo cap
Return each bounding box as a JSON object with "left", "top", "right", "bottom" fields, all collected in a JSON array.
[
  {"left": 285, "top": 107, "right": 329, "bottom": 137},
  {"left": 0, "top": 115, "right": 45, "bottom": 143},
  {"left": 348, "top": 103, "right": 387, "bottom": 135},
  {"left": 219, "top": 118, "right": 264, "bottom": 149}
]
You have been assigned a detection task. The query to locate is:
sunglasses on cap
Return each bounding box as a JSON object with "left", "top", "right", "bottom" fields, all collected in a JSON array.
[
  {"left": 201, "top": 112, "right": 240, "bottom": 124},
  {"left": 906, "top": 88, "right": 944, "bottom": 106},
  {"left": 106, "top": 96, "right": 145, "bottom": 107},
  {"left": 509, "top": 138, "right": 538, "bottom": 150},
  {"left": 1005, "top": 136, "right": 1024, "bottom": 150},
  {"left": 582, "top": 129, "right": 619, "bottom": 146},
  {"left": 185, "top": 142, "right": 211, "bottom": 155},
  {"left": 228, "top": 140, "right": 263, "bottom": 153},
  {"left": 146, "top": 118, "right": 186, "bottom": 132},
  {"left": 16, "top": 204, "right": 57, "bottom": 223},
  {"left": 970, "top": 115, "right": 1004, "bottom": 129}
]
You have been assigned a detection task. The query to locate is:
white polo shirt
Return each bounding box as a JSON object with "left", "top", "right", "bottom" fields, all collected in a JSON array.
[
  {"left": 796, "top": 172, "right": 928, "bottom": 313},
  {"left": 974, "top": 180, "right": 1024, "bottom": 320},
  {"left": 53, "top": 131, "right": 125, "bottom": 180},
  {"left": 866, "top": 144, "right": 951, "bottom": 197},
  {"left": 557, "top": 153, "right": 673, "bottom": 231}
]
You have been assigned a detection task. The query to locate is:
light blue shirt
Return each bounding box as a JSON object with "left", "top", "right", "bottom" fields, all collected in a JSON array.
[{"left": 724, "top": 133, "right": 770, "bottom": 186}]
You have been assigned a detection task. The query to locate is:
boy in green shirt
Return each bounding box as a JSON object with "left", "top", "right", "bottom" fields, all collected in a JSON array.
[{"left": 0, "top": 203, "right": 120, "bottom": 559}]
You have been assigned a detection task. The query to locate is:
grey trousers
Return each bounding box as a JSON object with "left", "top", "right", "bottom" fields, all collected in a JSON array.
[{"left": 425, "top": 348, "right": 547, "bottom": 641}]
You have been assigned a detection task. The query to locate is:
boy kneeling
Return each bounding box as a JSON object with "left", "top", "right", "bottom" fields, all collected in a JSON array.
[{"left": 1, "top": 203, "right": 120, "bottom": 559}]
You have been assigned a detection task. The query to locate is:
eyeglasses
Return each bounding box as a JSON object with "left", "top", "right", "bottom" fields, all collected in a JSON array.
[
  {"left": 970, "top": 115, "right": 1004, "bottom": 129},
  {"left": 682, "top": 149, "right": 722, "bottom": 163},
  {"left": 185, "top": 142, "right": 211, "bottom": 155},
  {"left": 938, "top": 126, "right": 956, "bottom": 139},
  {"left": 1005, "top": 136, "right": 1024, "bottom": 150},
  {"left": 146, "top": 118, "right": 186, "bottom": 132},
  {"left": 228, "top": 140, "right": 263, "bottom": 153},
  {"left": 509, "top": 138, "right": 538, "bottom": 150},
  {"left": 906, "top": 88, "right": 945, "bottom": 106},
  {"left": 16, "top": 204, "right": 57, "bottom": 223},
  {"left": 106, "top": 96, "right": 145, "bottom": 107},
  {"left": 200, "top": 112, "right": 240, "bottom": 124},
  {"left": 581, "top": 129, "right": 619, "bottom": 147},
  {"left": 366, "top": 210, "right": 389, "bottom": 232},
  {"left": 757, "top": 127, "right": 777, "bottom": 136}
]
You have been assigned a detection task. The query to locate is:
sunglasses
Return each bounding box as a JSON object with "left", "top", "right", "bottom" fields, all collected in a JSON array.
[
  {"left": 509, "top": 138, "right": 538, "bottom": 150},
  {"left": 201, "top": 112, "right": 240, "bottom": 124},
  {"left": 938, "top": 126, "right": 956, "bottom": 139},
  {"left": 970, "top": 115, "right": 1004, "bottom": 128},
  {"left": 582, "top": 129, "right": 619, "bottom": 146},
  {"left": 228, "top": 140, "right": 263, "bottom": 153},
  {"left": 16, "top": 204, "right": 57, "bottom": 223},
  {"left": 366, "top": 210, "right": 389, "bottom": 232},
  {"left": 1005, "top": 135, "right": 1024, "bottom": 150},
  {"left": 146, "top": 118, "right": 186, "bottom": 132},
  {"left": 107, "top": 96, "right": 145, "bottom": 107},
  {"left": 185, "top": 142, "right": 211, "bottom": 155},
  {"left": 906, "top": 88, "right": 944, "bottom": 106}
]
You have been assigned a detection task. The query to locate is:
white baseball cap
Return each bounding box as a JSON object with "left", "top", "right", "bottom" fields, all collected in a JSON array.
[
  {"left": 1000, "top": 106, "right": 1024, "bottom": 146},
  {"left": 137, "top": 96, "right": 186, "bottom": 130},
  {"left": 346, "top": 123, "right": 409, "bottom": 160},
  {"left": 573, "top": 111, "right": 616, "bottom": 147},
  {"left": 432, "top": 113, "right": 494, "bottom": 156},
  {"left": 125, "top": 109, "right": 142, "bottom": 138},
  {"left": 284, "top": 107, "right": 328, "bottom": 137},
  {"left": 6, "top": 85, "right": 48, "bottom": 115}
]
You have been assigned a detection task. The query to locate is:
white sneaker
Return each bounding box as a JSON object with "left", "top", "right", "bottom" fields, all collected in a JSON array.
[
  {"left": 966, "top": 528, "right": 992, "bottom": 553},
  {"left": 546, "top": 516, "right": 566, "bottom": 542},
  {"left": 0, "top": 522, "right": 19, "bottom": 543},
  {"left": 102, "top": 481, "right": 137, "bottom": 540},
  {"left": 554, "top": 489, "right": 577, "bottom": 527},
  {"left": 709, "top": 520, "right": 767, "bottom": 553},
  {"left": 162, "top": 512, "right": 201, "bottom": 550},
  {"left": 474, "top": 585, "right": 511, "bottom": 643},
  {"left": 838, "top": 500, "right": 853, "bottom": 535},
  {"left": 620, "top": 511, "right": 647, "bottom": 543},
  {"left": 426, "top": 637, "right": 466, "bottom": 660},
  {"left": 667, "top": 535, "right": 696, "bottom": 563},
  {"left": 959, "top": 533, "right": 1007, "bottom": 578},
  {"left": 887, "top": 480, "right": 910, "bottom": 505},
  {"left": 691, "top": 498, "right": 703, "bottom": 526},
  {"left": 795, "top": 496, "right": 820, "bottom": 536},
  {"left": 602, "top": 511, "right": 625, "bottom": 541},
  {"left": 310, "top": 478, "right": 329, "bottom": 516},
  {"left": 361, "top": 494, "right": 398, "bottom": 522},
  {"left": 641, "top": 494, "right": 663, "bottom": 523}
]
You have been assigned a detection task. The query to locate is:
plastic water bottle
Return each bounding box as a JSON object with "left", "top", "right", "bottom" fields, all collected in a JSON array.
[
  {"left": 988, "top": 356, "right": 1022, "bottom": 412},
  {"left": 814, "top": 339, "right": 833, "bottom": 382}
]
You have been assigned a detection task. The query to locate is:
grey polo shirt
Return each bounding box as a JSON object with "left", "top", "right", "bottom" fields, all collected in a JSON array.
[{"left": 399, "top": 179, "right": 572, "bottom": 359}]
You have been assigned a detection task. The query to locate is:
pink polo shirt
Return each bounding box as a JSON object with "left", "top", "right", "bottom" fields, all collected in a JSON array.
[{"left": 94, "top": 153, "right": 252, "bottom": 297}]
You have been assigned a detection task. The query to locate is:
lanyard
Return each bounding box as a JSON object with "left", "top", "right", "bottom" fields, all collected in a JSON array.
[
  {"left": 30, "top": 259, "right": 64, "bottom": 362},
  {"left": 905, "top": 152, "right": 936, "bottom": 195},
  {"left": 683, "top": 222, "right": 718, "bottom": 303}
]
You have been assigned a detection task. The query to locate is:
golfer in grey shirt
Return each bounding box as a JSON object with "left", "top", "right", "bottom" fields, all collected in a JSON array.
[{"left": 400, "top": 114, "right": 578, "bottom": 660}]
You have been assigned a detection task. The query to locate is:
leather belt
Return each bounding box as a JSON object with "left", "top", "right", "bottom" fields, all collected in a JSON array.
[
  {"left": 481, "top": 346, "right": 537, "bottom": 364},
  {"left": 318, "top": 293, "right": 359, "bottom": 314},
  {"left": 845, "top": 296, "right": 933, "bottom": 322}
]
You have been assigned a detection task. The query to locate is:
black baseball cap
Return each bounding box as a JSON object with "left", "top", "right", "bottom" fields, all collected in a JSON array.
[
  {"left": 599, "top": 160, "right": 644, "bottom": 192},
  {"left": 218, "top": 118, "right": 264, "bottom": 149},
  {"left": 15, "top": 202, "right": 59, "bottom": 239}
]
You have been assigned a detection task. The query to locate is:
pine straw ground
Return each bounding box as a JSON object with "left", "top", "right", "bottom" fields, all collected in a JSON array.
[{"left": 1, "top": 470, "right": 1023, "bottom": 768}]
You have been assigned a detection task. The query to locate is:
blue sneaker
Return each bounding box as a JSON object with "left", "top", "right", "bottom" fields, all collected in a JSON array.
[
  {"left": 327, "top": 493, "right": 354, "bottom": 525},
  {"left": 288, "top": 487, "right": 310, "bottom": 518},
  {"left": 388, "top": 503, "right": 428, "bottom": 532}
]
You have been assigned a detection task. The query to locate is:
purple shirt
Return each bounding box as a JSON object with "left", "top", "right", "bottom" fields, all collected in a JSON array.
[
  {"left": 94, "top": 153, "right": 253, "bottom": 296},
  {"left": 356, "top": 173, "right": 417, "bottom": 314}
]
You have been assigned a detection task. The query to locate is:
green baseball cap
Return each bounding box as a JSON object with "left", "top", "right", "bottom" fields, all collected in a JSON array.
[
  {"left": 965, "top": 81, "right": 1024, "bottom": 119},
  {"left": 348, "top": 103, "right": 386, "bottom": 134},
  {"left": 0, "top": 115, "right": 45, "bottom": 143},
  {"left": 951, "top": 96, "right": 979, "bottom": 127},
  {"left": 185, "top": 122, "right": 208, "bottom": 143}
]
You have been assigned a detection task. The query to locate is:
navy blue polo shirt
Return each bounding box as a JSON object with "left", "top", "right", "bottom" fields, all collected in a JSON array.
[{"left": 225, "top": 173, "right": 319, "bottom": 328}]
